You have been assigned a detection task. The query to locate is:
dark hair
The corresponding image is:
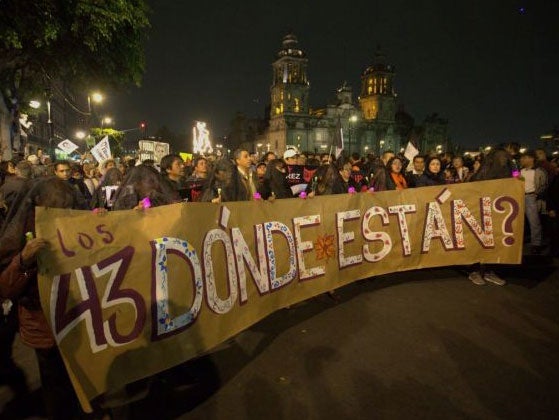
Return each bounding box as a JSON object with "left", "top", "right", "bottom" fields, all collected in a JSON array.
[
  {"left": 101, "top": 167, "right": 124, "bottom": 187},
  {"left": 470, "top": 148, "right": 512, "bottom": 181},
  {"left": 53, "top": 160, "right": 71, "bottom": 172},
  {"left": 413, "top": 155, "right": 425, "bottom": 163},
  {"left": 233, "top": 149, "right": 248, "bottom": 161},
  {"left": 423, "top": 156, "right": 445, "bottom": 181},
  {"left": 112, "top": 164, "right": 176, "bottom": 210},
  {"left": 15, "top": 161, "right": 33, "bottom": 179},
  {"left": 386, "top": 156, "right": 404, "bottom": 173},
  {"left": 192, "top": 156, "right": 207, "bottom": 168},
  {"left": 0, "top": 177, "right": 80, "bottom": 268},
  {"left": 160, "top": 154, "right": 183, "bottom": 173}
]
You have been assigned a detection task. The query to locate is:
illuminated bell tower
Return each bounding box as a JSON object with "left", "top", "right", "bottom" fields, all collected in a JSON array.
[
  {"left": 270, "top": 34, "right": 310, "bottom": 118},
  {"left": 359, "top": 46, "right": 396, "bottom": 123}
]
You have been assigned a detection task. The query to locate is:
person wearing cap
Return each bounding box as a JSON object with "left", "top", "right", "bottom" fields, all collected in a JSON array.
[{"left": 283, "top": 148, "right": 299, "bottom": 165}]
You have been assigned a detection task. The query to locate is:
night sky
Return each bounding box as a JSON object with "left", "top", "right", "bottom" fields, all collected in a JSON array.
[{"left": 108, "top": 0, "right": 559, "bottom": 151}]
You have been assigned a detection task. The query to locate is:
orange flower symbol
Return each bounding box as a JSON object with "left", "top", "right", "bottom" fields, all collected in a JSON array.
[{"left": 315, "top": 234, "right": 336, "bottom": 261}]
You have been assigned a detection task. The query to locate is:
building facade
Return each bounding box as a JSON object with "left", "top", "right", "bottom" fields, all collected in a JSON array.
[{"left": 256, "top": 34, "right": 406, "bottom": 157}]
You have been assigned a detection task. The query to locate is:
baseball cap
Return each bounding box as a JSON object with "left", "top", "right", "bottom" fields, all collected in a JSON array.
[{"left": 283, "top": 148, "right": 299, "bottom": 160}]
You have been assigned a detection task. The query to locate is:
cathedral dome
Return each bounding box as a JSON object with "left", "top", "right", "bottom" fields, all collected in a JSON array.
[{"left": 277, "top": 33, "right": 306, "bottom": 58}]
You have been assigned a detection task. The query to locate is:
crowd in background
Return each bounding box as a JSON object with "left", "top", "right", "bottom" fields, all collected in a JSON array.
[{"left": 1, "top": 141, "right": 558, "bottom": 418}]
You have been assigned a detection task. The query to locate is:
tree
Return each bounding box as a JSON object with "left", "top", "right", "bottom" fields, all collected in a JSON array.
[
  {"left": 90, "top": 127, "right": 125, "bottom": 158},
  {"left": 0, "top": 0, "right": 150, "bottom": 154}
]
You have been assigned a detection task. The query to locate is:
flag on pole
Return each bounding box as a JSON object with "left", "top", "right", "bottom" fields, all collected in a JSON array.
[
  {"left": 334, "top": 119, "right": 344, "bottom": 159},
  {"left": 404, "top": 141, "right": 420, "bottom": 171},
  {"left": 90, "top": 136, "right": 112, "bottom": 163},
  {"left": 57, "top": 139, "right": 79, "bottom": 154}
]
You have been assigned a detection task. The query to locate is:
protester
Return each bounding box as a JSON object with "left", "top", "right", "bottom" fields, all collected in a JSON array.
[
  {"left": 91, "top": 167, "right": 124, "bottom": 210},
  {"left": 200, "top": 158, "right": 235, "bottom": 203},
  {"left": 262, "top": 158, "right": 293, "bottom": 199},
  {"left": 0, "top": 178, "right": 89, "bottom": 418},
  {"left": 405, "top": 155, "right": 425, "bottom": 188},
  {"left": 263, "top": 151, "right": 277, "bottom": 163},
  {"left": 384, "top": 156, "right": 408, "bottom": 190},
  {"left": 0, "top": 160, "right": 16, "bottom": 186},
  {"left": 160, "top": 153, "right": 187, "bottom": 201},
  {"left": 332, "top": 162, "right": 352, "bottom": 194},
  {"left": 112, "top": 164, "right": 178, "bottom": 210},
  {"left": 415, "top": 156, "right": 445, "bottom": 187},
  {"left": 70, "top": 162, "right": 93, "bottom": 202},
  {"left": 0, "top": 161, "right": 33, "bottom": 211},
  {"left": 371, "top": 150, "right": 395, "bottom": 191},
  {"left": 223, "top": 149, "right": 259, "bottom": 201},
  {"left": 306, "top": 164, "right": 338, "bottom": 197},
  {"left": 546, "top": 169, "right": 559, "bottom": 257},
  {"left": 449, "top": 155, "right": 470, "bottom": 182},
  {"left": 467, "top": 148, "right": 513, "bottom": 285},
  {"left": 185, "top": 156, "right": 208, "bottom": 202},
  {"left": 520, "top": 151, "right": 548, "bottom": 254}
]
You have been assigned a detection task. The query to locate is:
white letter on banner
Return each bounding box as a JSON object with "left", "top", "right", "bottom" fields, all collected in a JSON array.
[
  {"left": 452, "top": 197, "right": 494, "bottom": 249},
  {"left": 293, "top": 215, "right": 325, "bottom": 280},
  {"left": 151, "top": 237, "right": 203, "bottom": 340},
  {"left": 203, "top": 229, "right": 238, "bottom": 314},
  {"left": 337, "top": 210, "right": 362, "bottom": 268},
  {"left": 232, "top": 225, "right": 269, "bottom": 304},
  {"left": 263, "top": 221, "right": 297, "bottom": 290},
  {"left": 388, "top": 205, "right": 416, "bottom": 256},
  {"left": 362, "top": 206, "right": 392, "bottom": 262},
  {"left": 422, "top": 202, "right": 454, "bottom": 252}
]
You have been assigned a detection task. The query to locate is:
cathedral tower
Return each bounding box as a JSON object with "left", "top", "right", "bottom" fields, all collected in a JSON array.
[
  {"left": 359, "top": 47, "right": 396, "bottom": 123},
  {"left": 270, "top": 34, "right": 310, "bottom": 118}
]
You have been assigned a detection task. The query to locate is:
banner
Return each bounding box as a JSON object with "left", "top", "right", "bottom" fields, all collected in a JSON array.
[
  {"left": 35, "top": 179, "right": 524, "bottom": 411},
  {"left": 90, "top": 136, "right": 112, "bottom": 163},
  {"left": 57, "top": 139, "right": 79, "bottom": 154}
]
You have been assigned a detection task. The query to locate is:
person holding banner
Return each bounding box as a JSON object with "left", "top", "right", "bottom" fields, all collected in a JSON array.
[
  {"left": 113, "top": 164, "right": 178, "bottom": 210},
  {"left": 91, "top": 167, "right": 124, "bottom": 210},
  {"left": 200, "top": 158, "right": 235, "bottom": 203},
  {"left": 0, "top": 178, "right": 94, "bottom": 418},
  {"left": 466, "top": 148, "right": 512, "bottom": 286},
  {"left": 262, "top": 159, "right": 293, "bottom": 199},
  {"left": 415, "top": 156, "right": 446, "bottom": 187},
  {"left": 224, "top": 149, "right": 259, "bottom": 201}
]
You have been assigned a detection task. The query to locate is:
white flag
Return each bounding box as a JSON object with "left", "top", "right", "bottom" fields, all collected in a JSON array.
[
  {"left": 90, "top": 136, "right": 112, "bottom": 163},
  {"left": 404, "top": 141, "right": 419, "bottom": 171},
  {"left": 57, "top": 139, "right": 79, "bottom": 154},
  {"left": 334, "top": 119, "right": 344, "bottom": 159}
]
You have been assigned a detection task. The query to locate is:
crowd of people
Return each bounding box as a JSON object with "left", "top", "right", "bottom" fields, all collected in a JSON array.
[{"left": 1, "top": 141, "right": 558, "bottom": 418}]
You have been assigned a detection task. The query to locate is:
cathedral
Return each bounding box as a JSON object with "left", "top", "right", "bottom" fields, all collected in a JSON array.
[{"left": 261, "top": 33, "right": 405, "bottom": 157}]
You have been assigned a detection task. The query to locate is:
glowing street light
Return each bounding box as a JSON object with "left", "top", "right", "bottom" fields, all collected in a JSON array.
[
  {"left": 102, "top": 116, "right": 113, "bottom": 127},
  {"left": 75, "top": 130, "right": 87, "bottom": 140},
  {"left": 91, "top": 92, "right": 103, "bottom": 104},
  {"left": 29, "top": 100, "right": 41, "bottom": 109}
]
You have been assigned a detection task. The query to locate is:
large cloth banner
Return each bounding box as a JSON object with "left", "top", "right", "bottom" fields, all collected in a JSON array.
[{"left": 36, "top": 179, "right": 524, "bottom": 411}]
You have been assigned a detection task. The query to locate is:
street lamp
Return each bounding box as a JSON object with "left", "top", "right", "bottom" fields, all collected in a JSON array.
[
  {"left": 87, "top": 92, "right": 104, "bottom": 126},
  {"left": 102, "top": 116, "right": 113, "bottom": 128},
  {"left": 75, "top": 131, "right": 86, "bottom": 140},
  {"left": 348, "top": 115, "right": 358, "bottom": 155}
]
